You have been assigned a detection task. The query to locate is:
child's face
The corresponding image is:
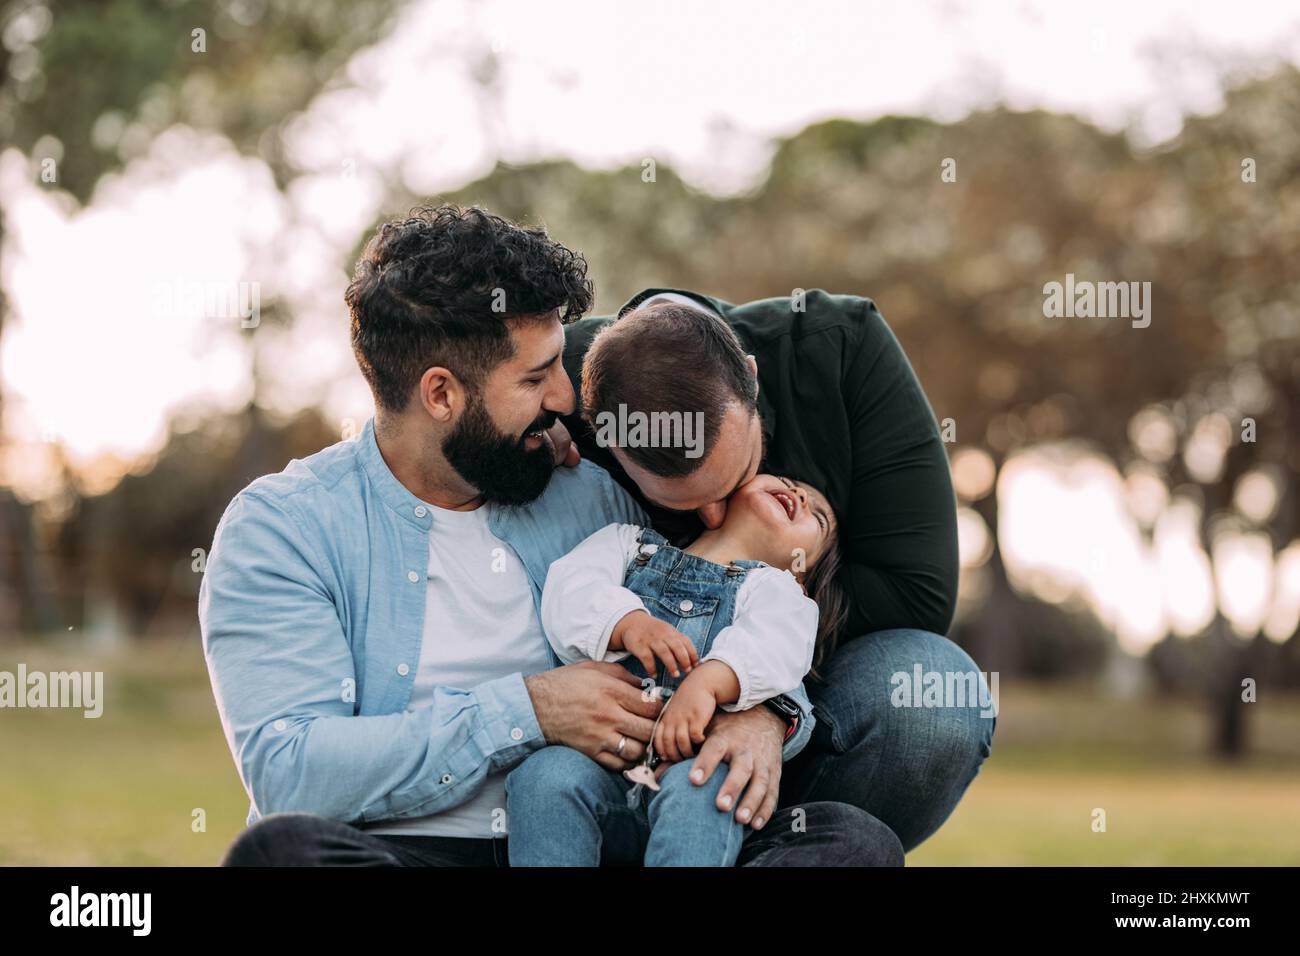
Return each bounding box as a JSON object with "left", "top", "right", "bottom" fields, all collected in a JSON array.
[{"left": 718, "top": 473, "right": 836, "bottom": 572}]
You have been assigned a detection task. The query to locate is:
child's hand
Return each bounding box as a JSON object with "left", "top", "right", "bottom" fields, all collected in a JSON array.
[
  {"left": 611, "top": 610, "right": 699, "bottom": 679},
  {"left": 655, "top": 668, "right": 723, "bottom": 762}
]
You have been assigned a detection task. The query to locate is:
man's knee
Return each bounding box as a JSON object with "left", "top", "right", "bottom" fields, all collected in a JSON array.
[
  {"left": 813, "top": 628, "right": 996, "bottom": 765},
  {"left": 817, "top": 803, "right": 905, "bottom": 866},
  {"left": 746, "top": 803, "right": 904, "bottom": 867},
  {"left": 222, "top": 812, "right": 377, "bottom": 867}
]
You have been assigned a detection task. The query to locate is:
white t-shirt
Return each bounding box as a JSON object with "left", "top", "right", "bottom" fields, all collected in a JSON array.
[{"left": 365, "top": 503, "right": 553, "bottom": 839}]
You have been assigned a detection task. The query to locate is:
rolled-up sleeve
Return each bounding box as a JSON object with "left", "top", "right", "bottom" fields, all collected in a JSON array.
[{"left": 198, "top": 491, "right": 545, "bottom": 825}]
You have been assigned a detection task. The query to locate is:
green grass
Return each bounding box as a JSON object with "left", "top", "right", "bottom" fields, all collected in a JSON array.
[
  {"left": 909, "top": 679, "right": 1300, "bottom": 865},
  {"left": 0, "top": 640, "right": 248, "bottom": 866},
  {"left": 2, "top": 639, "right": 1298, "bottom": 865},
  {"left": 908, "top": 764, "right": 1300, "bottom": 865}
]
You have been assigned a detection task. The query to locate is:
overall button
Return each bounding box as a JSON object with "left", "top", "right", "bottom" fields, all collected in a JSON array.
[
  {"left": 407, "top": 570, "right": 420, "bottom": 583},
  {"left": 414, "top": 505, "right": 427, "bottom": 518},
  {"left": 397, "top": 662, "right": 410, "bottom": 676},
  {"left": 679, "top": 599, "right": 694, "bottom": 612}
]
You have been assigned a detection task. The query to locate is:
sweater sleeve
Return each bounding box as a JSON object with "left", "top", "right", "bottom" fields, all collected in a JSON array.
[{"left": 840, "top": 298, "right": 959, "bottom": 638}]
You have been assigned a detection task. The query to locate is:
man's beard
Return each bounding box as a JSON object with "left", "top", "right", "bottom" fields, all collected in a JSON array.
[{"left": 442, "top": 397, "right": 556, "bottom": 506}]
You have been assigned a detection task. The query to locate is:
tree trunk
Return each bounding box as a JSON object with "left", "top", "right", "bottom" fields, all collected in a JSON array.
[
  {"left": 963, "top": 475, "right": 1025, "bottom": 676},
  {"left": 1208, "top": 616, "right": 1251, "bottom": 760}
]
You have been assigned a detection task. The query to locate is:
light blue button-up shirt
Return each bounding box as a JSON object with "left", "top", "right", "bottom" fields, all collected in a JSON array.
[{"left": 199, "top": 417, "right": 813, "bottom": 828}]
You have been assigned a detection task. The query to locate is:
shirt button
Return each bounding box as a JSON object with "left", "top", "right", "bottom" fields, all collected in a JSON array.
[
  {"left": 679, "top": 599, "right": 694, "bottom": 612},
  {"left": 642, "top": 544, "right": 659, "bottom": 555},
  {"left": 510, "top": 727, "right": 524, "bottom": 741},
  {"left": 440, "top": 773, "right": 453, "bottom": 785},
  {"left": 273, "top": 719, "right": 286, "bottom": 732},
  {"left": 414, "top": 505, "right": 427, "bottom": 518},
  {"left": 407, "top": 570, "right": 419, "bottom": 583},
  {"left": 397, "top": 662, "right": 410, "bottom": 677}
]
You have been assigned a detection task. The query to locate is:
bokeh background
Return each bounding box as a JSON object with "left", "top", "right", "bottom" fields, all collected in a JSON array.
[{"left": 1, "top": 0, "right": 1299, "bottom": 865}]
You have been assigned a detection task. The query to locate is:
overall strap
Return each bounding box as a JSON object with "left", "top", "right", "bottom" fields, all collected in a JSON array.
[{"left": 632, "top": 526, "right": 671, "bottom": 566}]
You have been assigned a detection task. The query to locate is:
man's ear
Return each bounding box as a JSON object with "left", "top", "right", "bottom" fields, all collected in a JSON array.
[
  {"left": 418, "top": 365, "right": 463, "bottom": 423},
  {"left": 746, "top": 354, "right": 759, "bottom": 396}
]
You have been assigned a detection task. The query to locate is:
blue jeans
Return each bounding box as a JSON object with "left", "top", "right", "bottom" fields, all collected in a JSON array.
[
  {"left": 505, "top": 629, "right": 992, "bottom": 863},
  {"left": 782, "top": 628, "right": 996, "bottom": 852},
  {"left": 505, "top": 746, "right": 746, "bottom": 866}
]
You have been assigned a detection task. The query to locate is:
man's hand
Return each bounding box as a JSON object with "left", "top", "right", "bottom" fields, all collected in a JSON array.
[
  {"left": 524, "top": 661, "right": 661, "bottom": 771},
  {"left": 685, "top": 705, "right": 785, "bottom": 830},
  {"left": 547, "top": 419, "right": 580, "bottom": 468}
]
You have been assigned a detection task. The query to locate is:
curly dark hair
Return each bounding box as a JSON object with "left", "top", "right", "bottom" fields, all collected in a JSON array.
[{"left": 346, "top": 204, "right": 593, "bottom": 412}]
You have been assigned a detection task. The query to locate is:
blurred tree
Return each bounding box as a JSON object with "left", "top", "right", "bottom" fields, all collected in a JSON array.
[
  {"left": 0, "top": 0, "right": 399, "bottom": 638},
  {"left": 53, "top": 405, "right": 340, "bottom": 638},
  {"left": 1, "top": 0, "right": 400, "bottom": 196}
]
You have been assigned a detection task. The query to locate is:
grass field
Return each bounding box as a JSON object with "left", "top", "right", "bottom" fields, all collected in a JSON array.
[{"left": 2, "top": 638, "right": 1298, "bottom": 866}]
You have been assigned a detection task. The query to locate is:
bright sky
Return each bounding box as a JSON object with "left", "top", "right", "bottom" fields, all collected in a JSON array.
[{"left": 1, "top": 0, "right": 1298, "bottom": 644}]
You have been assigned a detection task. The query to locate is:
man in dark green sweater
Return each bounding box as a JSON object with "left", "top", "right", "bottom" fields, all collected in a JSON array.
[{"left": 562, "top": 288, "right": 995, "bottom": 853}]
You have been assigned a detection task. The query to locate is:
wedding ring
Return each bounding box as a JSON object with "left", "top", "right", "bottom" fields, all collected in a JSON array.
[{"left": 616, "top": 736, "right": 628, "bottom": 755}]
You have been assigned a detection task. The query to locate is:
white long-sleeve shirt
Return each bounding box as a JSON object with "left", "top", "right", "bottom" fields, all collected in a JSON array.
[{"left": 540, "top": 523, "right": 818, "bottom": 712}]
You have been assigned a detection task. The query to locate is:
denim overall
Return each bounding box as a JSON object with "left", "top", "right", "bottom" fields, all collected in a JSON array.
[
  {"left": 504, "top": 528, "right": 776, "bottom": 864},
  {"left": 619, "top": 528, "right": 764, "bottom": 700}
]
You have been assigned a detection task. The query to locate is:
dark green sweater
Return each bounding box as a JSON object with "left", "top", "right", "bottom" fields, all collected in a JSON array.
[{"left": 562, "top": 288, "right": 958, "bottom": 640}]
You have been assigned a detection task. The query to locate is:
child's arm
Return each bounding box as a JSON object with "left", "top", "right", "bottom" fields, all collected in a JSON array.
[
  {"left": 608, "top": 610, "right": 699, "bottom": 680},
  {"left": 706, "top": 566, "right": 819, "bottom": 712},
  {"left": 540, "top": 523, "right": 647, "bottom": 664},
  {"left": 653, "top": 567, "right": 818, "bottom": 762},
  {"left": 541, "top": 523, "right": 700, "bottom": 678}
]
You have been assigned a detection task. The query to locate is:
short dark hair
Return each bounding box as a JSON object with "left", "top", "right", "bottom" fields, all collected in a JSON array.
[
  {"left": 580, "top": 302, "right": 759, "bottom": 476},
  {"left": 346, "top": 204, "right": 593, "bottom": 411}
]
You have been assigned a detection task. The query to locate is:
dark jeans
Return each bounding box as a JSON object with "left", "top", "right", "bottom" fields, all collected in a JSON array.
[
  {"left": 781, "top": 628, "right": 996, "bottom": 852},
  {"left": 222, "top": 800, "right": 900, "bottom": 867},
  {"left": 223, "top": 628, "right": 992, "bottom": 866}
]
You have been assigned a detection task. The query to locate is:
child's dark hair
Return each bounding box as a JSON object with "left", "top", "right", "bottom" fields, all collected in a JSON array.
[{"left": 803, "top": 534, "right": 848, "bottom": 683}]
